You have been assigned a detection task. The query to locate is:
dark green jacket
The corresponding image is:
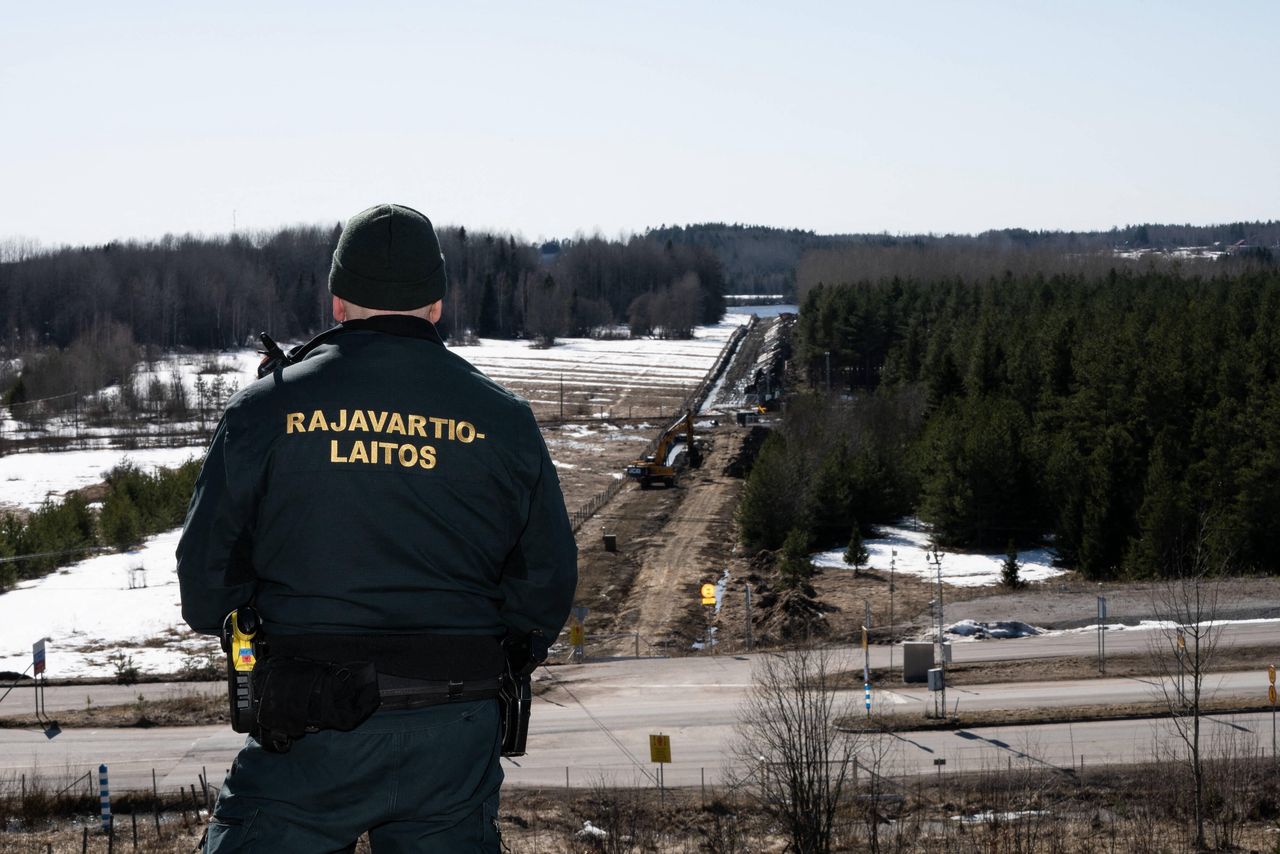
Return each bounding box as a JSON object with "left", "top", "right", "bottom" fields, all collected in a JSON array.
[{"left": 177, "top": 316, "right": 577, "bottom": 644}]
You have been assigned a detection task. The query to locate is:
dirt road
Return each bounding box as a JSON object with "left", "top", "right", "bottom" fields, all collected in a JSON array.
[
  {"left": 618, "top": 428, "right": 742, "bottom": 648},
  {"left": 572, "top": 425, "right": 746, "bottom": 656}
]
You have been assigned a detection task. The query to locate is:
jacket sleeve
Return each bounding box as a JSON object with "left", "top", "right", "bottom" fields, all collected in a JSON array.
[
  {"left": 498, "top": 412, "right": 578, "bottom": 641},
  {"left": 176, "top": 402, "right": 263, "bottom": 635}
]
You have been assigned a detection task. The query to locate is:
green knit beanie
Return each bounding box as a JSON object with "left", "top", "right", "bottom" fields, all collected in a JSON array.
[{"left": 329, "top": 204, "right": 447, "bottom": 310}]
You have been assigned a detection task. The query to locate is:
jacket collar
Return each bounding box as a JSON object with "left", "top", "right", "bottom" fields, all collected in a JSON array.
[{"left": 341, "top": 315, "right": 445, "bottom": 346}]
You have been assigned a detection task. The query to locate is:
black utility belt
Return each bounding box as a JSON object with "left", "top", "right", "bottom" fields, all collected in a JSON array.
[
  {"left": 376, "top": 673, "right": 502, "bottom": 711},
  {"left": 250, "top": 656, "right": 499, "bottom": 753}
]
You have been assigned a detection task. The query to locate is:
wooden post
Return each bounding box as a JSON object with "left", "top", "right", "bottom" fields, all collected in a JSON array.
[{"left": 152, "top": 768, "right": 161, "bottom": 839}]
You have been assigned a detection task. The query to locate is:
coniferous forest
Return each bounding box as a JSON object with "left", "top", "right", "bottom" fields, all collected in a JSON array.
[{"left": 739, "top": 261, "right": 1280, "bottom": 580}]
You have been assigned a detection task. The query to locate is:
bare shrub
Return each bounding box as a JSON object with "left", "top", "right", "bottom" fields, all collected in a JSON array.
[
  {"left": 734, "top": 644, "right": 862, "bottom": 854},
  {"left": 1145, "top": 543, "right": 1226, "bottom": 851}
]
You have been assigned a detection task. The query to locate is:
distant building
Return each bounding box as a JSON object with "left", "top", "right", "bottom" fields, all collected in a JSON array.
[{"left": 538, "top": 240, "right": 561, "bottom": 265}]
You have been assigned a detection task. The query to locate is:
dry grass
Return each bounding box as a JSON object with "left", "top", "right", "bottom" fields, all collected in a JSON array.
[
  {"left": 0, "top": 690, "right": 225, "bottom": 730},
  {"left": 6, "top": 757, "right": 1280, "bottom": 853}
]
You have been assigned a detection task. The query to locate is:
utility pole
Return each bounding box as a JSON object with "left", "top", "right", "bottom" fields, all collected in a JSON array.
[
  {"left": 863, "top": 599, "right": 872, "bottom": 717},
  {"left": 889, "top": 549, "right": 896, "bottom": 678},
  {"left": 931, "top": 545, "right": 946, "bottom": 719},
  {"left": 824, "top": 351, "right": 831, "bottom": 394}
]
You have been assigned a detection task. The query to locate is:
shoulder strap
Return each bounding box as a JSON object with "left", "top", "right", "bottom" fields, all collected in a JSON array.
[{"left": 256, "top": 325, "right": 346, "bottom": 379}]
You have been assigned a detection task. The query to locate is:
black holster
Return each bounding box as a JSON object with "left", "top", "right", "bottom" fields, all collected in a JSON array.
[{"left": 499, "top": 631, "right": 547, "bottom": 757}]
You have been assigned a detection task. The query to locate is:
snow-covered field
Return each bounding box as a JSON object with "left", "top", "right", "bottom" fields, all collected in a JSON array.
[
  {"left": 812, "top": 524, "right": 1065, "bottom": 588},
  {"left": 0, "top": 446, "right": 206, "bottom": 511},
  {"left": 451, "top": 315, "right": 748, "bottom": 415},
  {"left": 0, "top": 529, "right": 218, "bottom": 679},
  {"left": 1, "top": 315, "right": 757, "bottom": 440}
]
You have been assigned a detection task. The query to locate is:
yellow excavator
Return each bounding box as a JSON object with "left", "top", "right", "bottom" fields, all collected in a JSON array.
[{"left": 625, "top": 409, "right": 700, "bottom": 489}]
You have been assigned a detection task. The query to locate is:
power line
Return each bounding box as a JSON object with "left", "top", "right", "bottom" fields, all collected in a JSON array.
[
  {"left": 0, "top": 545, "right": 107, "bottom": 565},
  {"left": 536, "top": 665, "right": 658, "bottom": 783}
]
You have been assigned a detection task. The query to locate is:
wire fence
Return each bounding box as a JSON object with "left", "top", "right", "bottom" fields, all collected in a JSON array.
[
  {"left": 566, "top": 320, "right": 753, "bottom": 534},
  {"left": 0, "top": 385, "right": 228, "bottom": 458}
]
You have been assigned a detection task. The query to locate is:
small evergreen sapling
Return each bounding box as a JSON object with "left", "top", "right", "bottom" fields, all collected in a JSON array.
[
  {"left": 844, "top": 521, "right": 869, "bottom": 576},
  {"left": 1001, "top": 540, "right": 1023, "bottom": 589},
  {"left": 778, "top": 527, "right": 816, "bottom": 591}
]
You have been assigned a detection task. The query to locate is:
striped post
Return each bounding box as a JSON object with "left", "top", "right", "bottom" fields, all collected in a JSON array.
[
  {"left": 864, "top": 682, "right": 871, "bottom": 716},
  {"left": 98, "top": 763, "right": 112, "bottom": 831}
]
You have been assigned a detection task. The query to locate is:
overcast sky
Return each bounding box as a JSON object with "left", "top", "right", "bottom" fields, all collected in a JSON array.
[{"left": 2, "top": 2, "right": 1276, "bottom": 247}]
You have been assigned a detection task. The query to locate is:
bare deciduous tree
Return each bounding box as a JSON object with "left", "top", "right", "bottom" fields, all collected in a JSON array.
[
  {"left": 1146, "top": 539, "right": 1226, "bottom": 852},
  {"left": 734, "top": 645, "right": 862, "bottom": 854}
]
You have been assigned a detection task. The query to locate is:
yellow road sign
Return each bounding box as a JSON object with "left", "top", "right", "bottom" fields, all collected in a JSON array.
[
  {"left": 569, "top": 624, "right": 584, "bottom": 646},
  {"left": 700, "top": 583, "right": 716, "bottom": 606},
  {"left": 1269, "top": 664, "right": 1276, "bottom": 685},
  {"left": 649, "top": 733, "right": 671, "bottom": 764},
  {"left": 1270, "top": 685, "right": 1277, "bottom": 705}
]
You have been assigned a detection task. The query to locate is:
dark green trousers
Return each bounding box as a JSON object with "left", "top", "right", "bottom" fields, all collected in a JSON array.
[{"left": 204, "top": 699, "right": 502, "bottom": 853}]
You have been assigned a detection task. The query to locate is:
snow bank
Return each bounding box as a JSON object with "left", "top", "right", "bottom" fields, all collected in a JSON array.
[
  {"left": 947, "top": 619, "right": 1044, "bottom": 640},
  {"left": 811, "top": 524, "right": 1065, "bottom": 588},
  {"left": 1060, "top": 617, "right": 1280, "bottom": 635}
]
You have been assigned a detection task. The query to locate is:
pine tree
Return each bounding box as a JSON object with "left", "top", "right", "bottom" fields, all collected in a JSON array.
[
  {"left": 1001, "top": 540, "right": 1023, "bottom": 589},
  {"left": 101, "top": 493, "right": 142, "bottom": 550},
  {"left": 736, "top": 433, "right": 801, "bottom": 552},
  {"left": 843, "top": 521, "right": 869, "bottom": 575},
  {"left": 777, "top": 527, "right": 815, "bottom": 592}
]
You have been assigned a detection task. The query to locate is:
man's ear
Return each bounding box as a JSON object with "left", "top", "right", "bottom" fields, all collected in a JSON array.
[
  {"left": 332, "top": 295, "right": 347, "bottom": 322},
  {"left": 427, "top": 300, "right": 443, "bottom": 323}
]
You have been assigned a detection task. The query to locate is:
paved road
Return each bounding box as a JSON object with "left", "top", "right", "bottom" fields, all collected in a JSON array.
[
  {"left": 3, "top": 643, "right": 1277, "bottom": 793},
  {"left": 6, "top": 614, "right": 1274, "bottom": 720},
  {"left": 0, "top": 680, "right": 221, "bottom": 718}
]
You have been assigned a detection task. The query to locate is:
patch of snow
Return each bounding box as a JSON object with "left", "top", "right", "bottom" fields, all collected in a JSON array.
[
  {"left": 1059, "top": 617, "right": 1280, "bottom": 635},
  {"left": 953, "top": 810, "right": 1050, "bottom": 824},
  {"left": 714, "top": 569, "right": 730, "bottom": 615},
  {"left": 0, "top": 446, "right": 206, "bottom": 511},
  {"left": 0, "top": 528, "right": 219, "bottom": 678},
  {"left": 812, "top": 524, "right": 1064, "bottom": 588},
  {"left": 947, "top": 619, "right": 1044, "bottom": 640},
  {"left": 576, "top": 821, "right": 608, "bottom": 840}
]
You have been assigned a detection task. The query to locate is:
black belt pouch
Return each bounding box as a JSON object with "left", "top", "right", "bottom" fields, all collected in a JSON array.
[{"left": 254, "top": 657, "right": 381, "bottom": 741}]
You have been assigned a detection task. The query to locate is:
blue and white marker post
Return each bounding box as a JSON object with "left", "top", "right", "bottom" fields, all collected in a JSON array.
[
  {"left": 98, "top": 763, "right": 112, "bottom": 832},
  {"left": 862, "top": 601, "right": 872, "bottom": 717}
]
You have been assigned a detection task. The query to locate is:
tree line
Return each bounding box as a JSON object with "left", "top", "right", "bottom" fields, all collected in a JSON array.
[
  {"left": 652, "top": 219, "right": 1280, "bottom": 302},
  {"left": 0, "top": 226, "right": 726, "bottom": 406},
  {"left": 741, "top": 265, "right": 1280, "bottom": 580}
]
